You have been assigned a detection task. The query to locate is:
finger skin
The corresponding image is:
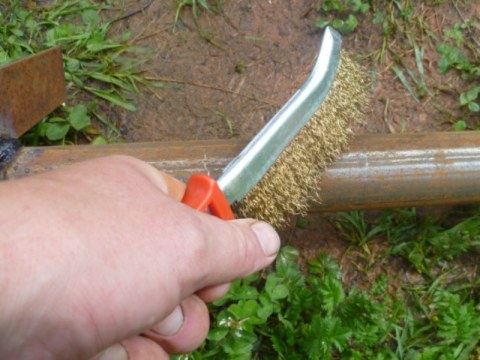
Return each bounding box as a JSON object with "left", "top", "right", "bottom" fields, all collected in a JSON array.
[
  {"left": 0, "top": 156, "right": 279, "bottom": 358},
  {"left": 173, "top": 216, "right": 279, "bottom": 299},
  {"left": 196, "top": 283, "right": 232, "bottom": 303},
  {"left": 145, "top": 295, "right": 210, "bottom": 354},
  {"left": 95, "top": 295, "right": 210, "bottom": 358},
  {"left": 122, "top": 337, "right": 170, "bottom": 360},
  {"left": 130, "top": 160, "right": 186, "bottom": 201},
  {"left": 91, "top": 339, "right": 169, "bottom": 360}
]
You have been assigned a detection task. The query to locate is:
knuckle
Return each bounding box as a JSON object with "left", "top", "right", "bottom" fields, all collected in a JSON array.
[{"left": 99, "top": 155, "right": 143, "bottom": 170}]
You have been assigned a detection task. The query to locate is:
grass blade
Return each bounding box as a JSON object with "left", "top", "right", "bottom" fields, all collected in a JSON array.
[
  {"left": 88, "top": 72, "right": 136, "bottom": 92},
  {"left": 391, "top": 64, "right": 420, "bottom": 103},
  {"left": 413, "top": 42, "right": 434, "bottom": 97},
  {"left": 85, "top": 86, "right": 136, "bottom": 111}
]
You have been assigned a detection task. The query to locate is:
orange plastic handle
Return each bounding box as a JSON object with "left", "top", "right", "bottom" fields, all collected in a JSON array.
[{"left": 181, "top": 174, "right": 235, "bottom": 220}]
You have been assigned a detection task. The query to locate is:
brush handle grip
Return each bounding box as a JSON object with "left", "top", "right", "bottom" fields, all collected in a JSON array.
[{"left": 181, "top": 174, "right": 235, "bottom": 220}]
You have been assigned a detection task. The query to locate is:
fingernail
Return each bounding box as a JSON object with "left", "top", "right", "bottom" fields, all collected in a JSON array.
[
  {"left": 150, "top": 305, "right": 184, "bottom": 336},
  {"left": 99, "top": 344, "right": 128, "bottom": 360},
  {"left": 251, "top": 222, "right": 280, "bottom": 257}
]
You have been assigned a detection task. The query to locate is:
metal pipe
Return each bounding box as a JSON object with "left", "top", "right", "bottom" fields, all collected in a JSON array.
[
  {"left": 3, "top": 132, "right": 480, "bottom": 212},
  {"left": 315, "top": 131, "right": 480, "bottom": 211}
]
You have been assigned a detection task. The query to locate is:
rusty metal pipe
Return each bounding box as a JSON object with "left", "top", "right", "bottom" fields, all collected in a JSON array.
[
  {"left": 3, "top": 132, "right": 480, "bottom": 212},
  {"left": 315, "top": 131, "right": 480, "bottom": 211}
]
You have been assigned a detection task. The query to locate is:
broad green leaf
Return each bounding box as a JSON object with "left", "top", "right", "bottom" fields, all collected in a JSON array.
[
  {"left": 66, "top": 58, "right": 80, "bottom": 72},
  {"left": 468, "top": 102, "right": 479, "bottom": 112},
  {"left": 278, "top": 246, "right": 299, "bottom": 262},
  {"left": 315, "top": 18, "right": 330, "bottom": 29},
  {"left": 257, "top": 302, "right": 273, "bottom": 320},
  {"left": 45, "top": 122, "right": 70, "bottom": 141},
  {"left": 207, "top": 327, "right": 228, "bottom": 342},
  {"left": 68, "top": 104, "right": 90, "bottom": 130},
  {"left": 320, "top": 277, "right": 345, "bottom": 315},
  {"left": 459, "top": 92, "right": 469, "bottom": 106},
  {"left": 332, "top": 18, "right": 345, "bottom": 30},
  {"left": 466, "top": 86, "right": 480, "bottom": 101},
  {"left": 82, "top": 9, "right": 100, "bottom": 26},
  {"left": 91, "top": 136, "right": 108, "bottom": 145},
  {"left": 437, "top": 43, "right": 469, "bottom": 74},
  {"left": 271, "top": 284, "right": 289, "bottom": 300},
  {"left": 345, "top": 14, "right": 359, "bottom": 31},
  {"left": 228, "top": 300, "right": 259, "bottom": 320}
]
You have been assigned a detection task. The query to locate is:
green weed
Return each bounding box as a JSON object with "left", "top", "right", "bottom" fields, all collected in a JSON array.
[
  {"left": 174, "top": 208, "right": 480, "bottom": 358},
  {"left": 453, "top": 119, "right": 467, "bottom": 131},
  {"left": 438, "top": 20, "right": 480, "bottom": 119},
  {"left": 176, "top": 205, "right": 480, "bottom": 358},
  {"left": 177, "top": 247, "right": 400, "bottom": 359},
  {"left": 3, "top": 1, "right": 478, "bottom": 358},
  {"left": 334, "top": 211, "right": 384, "bottom": 251},
  {"left": 459, "top": 86, "right": 480, "bottom": 113},
  {"left": 315, "top": 0, "right": 370, "bottom": 35},
  {"left": 0, "top": 0, "right": 160, "bottom": 144},
  {"left": 437, "top": 21, "right": 480, "bottom": 128},
  {"left": 212, "top": 109, "right": 235, "bottom": 136},
  {"left": 333, "top": 207, "right": 478, "bottom": 277},
  {"left": 439, "top": 20, "right": 480, "bottom": 73},
  {"left": 317, "top": 1, "right": 479, "bottom": 119},
  {"left": 174, "top": 0, "right": 214, "bottom": 30},
  {"left": 172, "top": 0, "right": 225, "bottom": 50},
  {"left": 356, "top": 208, "right": 480, "bottom": 276}
]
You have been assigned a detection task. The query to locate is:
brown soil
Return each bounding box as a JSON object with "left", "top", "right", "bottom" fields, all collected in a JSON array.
[
  {"left": 112, "top": 0, "right": 323, "bottom": 141},
  {"left": 111, "top": 0, "right": 477, "bottom": 142},
  {"left": 109, "top": 0, "right": 478, "bottom": 288}
]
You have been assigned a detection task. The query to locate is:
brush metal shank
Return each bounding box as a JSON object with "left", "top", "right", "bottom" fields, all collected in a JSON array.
[{"left": 217, "top": 27, "right": 342, "bottom": 205}]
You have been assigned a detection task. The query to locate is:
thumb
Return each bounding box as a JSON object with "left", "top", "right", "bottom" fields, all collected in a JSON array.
[
  {"left": 126, "top": 159, "right": 281, "bottom": 294},
  {"left": 232, "top": 218, "right": 281, "bottom": 257},
  {"left": 195, "top": 219, "right": 280, "bottom": 302},
  {"left": 175, "top": 213, "right": 281, "bottom": 298}
]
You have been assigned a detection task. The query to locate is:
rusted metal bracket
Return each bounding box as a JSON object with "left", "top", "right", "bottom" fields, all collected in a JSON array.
[
  {"left": 3, "top": 131, "right": 480, "bottom": 212},
  {"left": 0, "top": 47, "right": 66, "bottom": 170},
  {"left": 0, "top": 47, "right": 66, "bottom": 139}
]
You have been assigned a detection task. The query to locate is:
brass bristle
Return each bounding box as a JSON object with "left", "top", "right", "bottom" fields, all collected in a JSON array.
[{"left": 236, "top": 52, "right": 368, "bottom": 227}]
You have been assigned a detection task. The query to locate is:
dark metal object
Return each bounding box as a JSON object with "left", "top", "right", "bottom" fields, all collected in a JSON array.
[
  {"left": 3, "top": 132, "right": 480, "bottom": 212},
  {"left": 0, "top": 137, "right": 21, "bottom": 172},
  {"left": 0, "top": 47, "right": 66, "bottom": 138}
]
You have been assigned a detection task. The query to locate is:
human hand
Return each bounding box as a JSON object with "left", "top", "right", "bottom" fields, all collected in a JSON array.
[{"left": 0, "top": 156, "right": 280, "bottom": 359}]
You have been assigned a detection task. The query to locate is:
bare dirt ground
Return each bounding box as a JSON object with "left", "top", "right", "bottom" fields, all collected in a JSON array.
[
  {"left": 112, "top": 0, "right": 477, "bottom": 141},
  {"left": 109, "top": 0, "right": 478, "bottom": 287},
  {"left": 113, "top": 0, "right": 323, "bottom": 141}
]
